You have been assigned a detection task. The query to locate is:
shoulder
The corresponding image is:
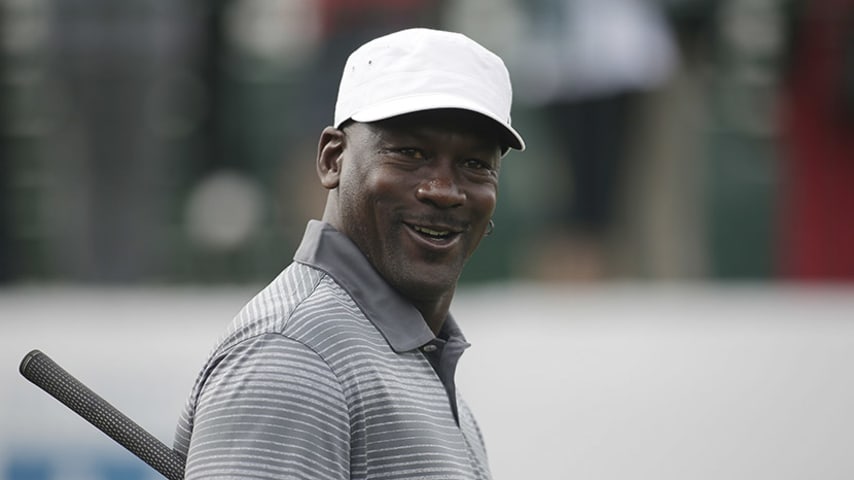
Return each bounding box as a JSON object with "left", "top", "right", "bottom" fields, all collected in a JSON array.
[
  {"left": 180, "top": 332, "right": 351, "bottom": 479},
  {"left": 199, "top": 332, "right": 346, "bottom": 403},
  {"left": 198, "top": 261, "right": 380, "bottom": 389},
  {"left": 216, "top": 262, "right": 327, "bottom": 349}
]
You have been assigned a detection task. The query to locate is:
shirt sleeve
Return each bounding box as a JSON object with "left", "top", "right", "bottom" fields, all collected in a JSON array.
[{"left": 184, "top": 333, "right": 350, "bottom": 479}]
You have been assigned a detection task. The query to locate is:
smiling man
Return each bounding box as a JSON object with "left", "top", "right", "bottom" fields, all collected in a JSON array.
[{"left": 175, "top": 28, "right": 525, "bottom": 480}]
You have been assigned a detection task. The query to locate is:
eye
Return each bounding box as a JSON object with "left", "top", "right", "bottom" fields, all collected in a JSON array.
[
  {"left": 396, "top": 147, "right": 426, "bottom": 159},
  {"left": 463, "top": 158, "right": 493, "bottom": 171}
]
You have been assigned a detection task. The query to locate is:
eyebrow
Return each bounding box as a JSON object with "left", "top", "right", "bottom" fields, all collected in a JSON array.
[{"left": 376, "top": 122, "right": 501, "bottom": 152}]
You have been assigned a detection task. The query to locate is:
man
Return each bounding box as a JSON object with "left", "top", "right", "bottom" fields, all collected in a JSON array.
[{"left": 174, "top": 28, "right": 525, "bottom": 479}]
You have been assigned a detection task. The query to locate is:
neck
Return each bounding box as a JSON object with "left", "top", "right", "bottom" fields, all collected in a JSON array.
[{"left": 411, "top": 294, "right": 453, "bottom": 335}]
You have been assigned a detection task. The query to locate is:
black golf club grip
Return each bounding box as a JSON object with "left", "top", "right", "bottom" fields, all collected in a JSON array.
[{"left": 19, "top": 349, "right": 185, "bottom": 480}]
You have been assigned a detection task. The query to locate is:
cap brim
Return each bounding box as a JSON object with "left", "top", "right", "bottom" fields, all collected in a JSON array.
[{"left": 344, "top": 93, "right": 525, "bottom": 152}]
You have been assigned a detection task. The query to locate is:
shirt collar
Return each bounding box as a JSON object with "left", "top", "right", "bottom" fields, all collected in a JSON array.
[{"left": 294, "top": 220, "right": 466, "bottom": 353}]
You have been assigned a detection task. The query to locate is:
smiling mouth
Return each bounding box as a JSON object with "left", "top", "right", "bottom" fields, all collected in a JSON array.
[
  {"left": 414, "top": 225, "right": 450, "bottom": 238},
  {"left": 408, "top": 223, "right": 462, "bottom": 242}
]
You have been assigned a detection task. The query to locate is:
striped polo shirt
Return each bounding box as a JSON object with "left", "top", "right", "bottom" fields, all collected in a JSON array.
[{"left": 174, "top": 220, "right": 492, "bottom": 479}]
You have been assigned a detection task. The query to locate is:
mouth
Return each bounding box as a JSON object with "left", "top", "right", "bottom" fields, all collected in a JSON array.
[{"left": 406, "top": 222, "right": 463, "bottom": 247}]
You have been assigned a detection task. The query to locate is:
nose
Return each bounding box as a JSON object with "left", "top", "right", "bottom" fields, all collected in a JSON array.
[{"left": 415, "top": 172, "right": 466, "bottom": 209}]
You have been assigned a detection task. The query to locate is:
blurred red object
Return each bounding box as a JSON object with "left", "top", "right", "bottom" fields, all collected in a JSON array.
[{"left": 779, "top": 0, "right": 854, "bottom": 281}]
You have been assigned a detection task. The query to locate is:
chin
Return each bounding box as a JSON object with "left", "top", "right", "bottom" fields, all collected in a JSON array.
[
  {"left": 392, "top": 268, "right": 459, "bottom": 302},
  {"left": 375, "top": 246, "right": 466, "bottom": 302}
]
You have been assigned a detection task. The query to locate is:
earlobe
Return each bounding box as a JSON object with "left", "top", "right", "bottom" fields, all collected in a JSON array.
[{"left": 317, "top": 126, "right": 345, "bottom": 189}]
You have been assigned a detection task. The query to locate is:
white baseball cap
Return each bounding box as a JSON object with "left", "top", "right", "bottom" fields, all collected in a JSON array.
[{"left": 333, "top": 28, "right": 526, "bottom": 152}]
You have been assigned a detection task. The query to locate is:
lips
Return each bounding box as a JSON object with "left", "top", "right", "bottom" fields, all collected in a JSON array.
[
  {"left": 405, "top": 222, "right": 463, "bottom": 246},
  {"left": 412, "top": 225, "right": 452, "bottom": 239}
]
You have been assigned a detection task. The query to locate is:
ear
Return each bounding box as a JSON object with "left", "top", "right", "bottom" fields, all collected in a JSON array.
[{"left": 317, "top": 126, "right": 345, "bottom": 190}]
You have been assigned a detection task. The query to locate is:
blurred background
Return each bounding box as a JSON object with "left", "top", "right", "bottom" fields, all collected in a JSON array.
[
  {"left": 2, "top": 0, "right": 853, "bottom": 478},
  {"left": 2, "top": 0, "right": 854, "bottom": 284}
]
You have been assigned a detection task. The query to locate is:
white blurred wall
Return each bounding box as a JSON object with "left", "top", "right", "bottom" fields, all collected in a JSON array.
[{"left": 2, "top": 283, "right": 853, "bottom": 479}]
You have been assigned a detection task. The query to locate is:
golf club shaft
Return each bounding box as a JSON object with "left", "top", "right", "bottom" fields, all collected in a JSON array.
[{"left": 19, "top": 349, "right": 185, "bottom": 480}]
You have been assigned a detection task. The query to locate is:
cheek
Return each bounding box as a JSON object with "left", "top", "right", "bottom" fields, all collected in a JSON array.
[
  {"left": 339, "top": 169, "right": 408, "bottom": 222},
  {"left": 474, "top": 188, "right": 498, "bottom": 216},
  {"left": 339, "top": 164, "right": 375, "bottom": 200},
  {"left": 357, "top": 168, "right": 415, "bottom": 204},
  {"left": 373, "top": 175, "right": 413, "bottom": 199}
]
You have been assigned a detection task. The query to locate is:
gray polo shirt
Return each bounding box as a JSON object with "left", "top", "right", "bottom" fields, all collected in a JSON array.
[{"left": 174, "top": 220, "right": 492, "bottom": 479}]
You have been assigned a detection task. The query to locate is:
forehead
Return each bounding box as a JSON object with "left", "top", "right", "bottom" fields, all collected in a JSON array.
[{"left": 362, "top": 109, "right": 504, "bottom": 150}]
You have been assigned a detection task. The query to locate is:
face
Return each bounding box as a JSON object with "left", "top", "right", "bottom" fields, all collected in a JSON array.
[{"left": 318, "top": 109, "right": 503, "bottom": 307}]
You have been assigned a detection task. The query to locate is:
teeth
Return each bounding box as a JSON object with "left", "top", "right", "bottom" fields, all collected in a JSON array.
[{"left": 414, "top": 226, "right": 450, "bottom": 237}]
